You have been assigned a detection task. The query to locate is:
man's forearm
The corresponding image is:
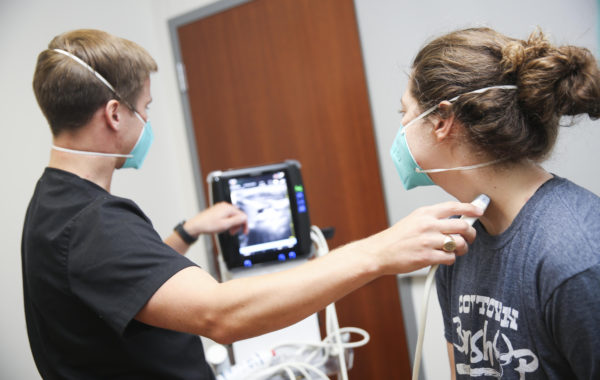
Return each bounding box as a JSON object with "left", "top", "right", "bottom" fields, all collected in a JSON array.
[{"left": 207, "top": 240, "right": 378, "bottom": 343}]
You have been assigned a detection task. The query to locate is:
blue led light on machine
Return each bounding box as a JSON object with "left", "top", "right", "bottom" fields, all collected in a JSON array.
[{"left": 294, "top": 185, "right": 307, "bottom": 213}]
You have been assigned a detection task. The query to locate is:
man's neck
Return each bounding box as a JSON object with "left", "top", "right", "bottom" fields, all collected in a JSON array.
[{"left": 48, "top": 149, "right": 115, "bottom": 192}]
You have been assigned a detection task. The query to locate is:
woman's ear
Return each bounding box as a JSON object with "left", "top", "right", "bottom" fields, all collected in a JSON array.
[
  {"left": 104, "top": 100, "right": 121, "bottom": 131},
  {"left": 433, "top": 101, "right": 455, "bottom": 141}
]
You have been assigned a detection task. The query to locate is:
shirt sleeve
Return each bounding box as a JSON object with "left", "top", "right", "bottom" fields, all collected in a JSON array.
[
  {"left": 544, "top": 263, "right": 600, "bottom": 380},
  {"left": 435, "top": 264, "right": 453, "bottom": 342},
  {"left": 66, "top": 196, "right": 198, "bottom": 335}
]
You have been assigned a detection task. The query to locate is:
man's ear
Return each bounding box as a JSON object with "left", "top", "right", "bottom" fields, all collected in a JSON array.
[
  {"left": 433, "top": 100, "right": 455, "bottom": 141},
  {"left": 104, "top": 100, "right": 121, "bottom": 131}
]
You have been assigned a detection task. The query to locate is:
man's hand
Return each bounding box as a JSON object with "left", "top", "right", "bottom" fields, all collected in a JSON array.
[
  {"left": 185, "top": 202, "right": 248, "bottom": 237},
  {"left": 357, "top": 201, "right": 483, "bottom": 275}
]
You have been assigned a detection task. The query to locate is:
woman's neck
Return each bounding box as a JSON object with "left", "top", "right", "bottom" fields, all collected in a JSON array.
[{"left": 435, "top": 162, "right": 553, "bottom": 235}]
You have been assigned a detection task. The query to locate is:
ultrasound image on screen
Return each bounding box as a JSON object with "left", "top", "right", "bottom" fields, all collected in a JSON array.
[{"left": 229, "top": 171, "right": 297, "bottom": 256}]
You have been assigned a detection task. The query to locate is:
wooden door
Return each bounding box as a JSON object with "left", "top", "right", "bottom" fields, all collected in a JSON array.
[{"left": 176, "top": 0, "right": 411, "bottom": 377}]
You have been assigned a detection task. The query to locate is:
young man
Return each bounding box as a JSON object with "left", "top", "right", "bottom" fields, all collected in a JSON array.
[{"left": 23, "top": 29, "right": 482, "bottom": 379}]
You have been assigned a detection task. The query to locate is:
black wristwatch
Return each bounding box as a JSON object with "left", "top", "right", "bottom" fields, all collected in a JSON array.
[{"left": 174, "top": 221, "right": 198, "bottom": 245}]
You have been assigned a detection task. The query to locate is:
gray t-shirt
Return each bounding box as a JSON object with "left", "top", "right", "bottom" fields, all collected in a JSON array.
[{"left": 436, "top": 176, "right": 600, "bottom": 379}]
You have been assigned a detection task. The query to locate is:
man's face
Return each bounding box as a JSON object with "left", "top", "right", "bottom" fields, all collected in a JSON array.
[
  {"left": 117, "top": 77, "right": 152, "bottom": 165},
  {"left": 133, "top": 77, "right": 153, "bottom": 122}
]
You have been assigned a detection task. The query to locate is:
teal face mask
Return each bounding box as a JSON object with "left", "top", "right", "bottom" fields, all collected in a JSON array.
[
  {"left": 51, "top": 110, "right": 154, "bottom": 170},
  {"left": 390, "top": 124, "right": 434, "bottom": 190},
  {"left": 122, "top": 112, "right": 154, "bottom": 169},
  {"left": 390, "top": 85, "right": 518, "bottom": 190}
]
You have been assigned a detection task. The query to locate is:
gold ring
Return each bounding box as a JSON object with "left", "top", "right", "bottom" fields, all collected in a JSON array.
[{"left": 442, "top": 235, "right": 457, "bottom": 252}]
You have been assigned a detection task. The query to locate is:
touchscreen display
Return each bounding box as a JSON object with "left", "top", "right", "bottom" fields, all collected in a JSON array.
[{"left": 228, "top": 171, "right": 297, "bottom": 256}]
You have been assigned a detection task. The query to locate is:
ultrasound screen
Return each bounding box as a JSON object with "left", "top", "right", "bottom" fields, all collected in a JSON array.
[{"left": 228, "top": 171, "right": 297, "bottom": 256}]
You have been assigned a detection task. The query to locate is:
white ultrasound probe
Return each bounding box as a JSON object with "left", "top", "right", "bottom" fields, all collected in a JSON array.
[{"left": 411, "top": 194, "right": 490, "bottom": 380}]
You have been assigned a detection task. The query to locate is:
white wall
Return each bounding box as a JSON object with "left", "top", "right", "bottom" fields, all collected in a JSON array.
[{"left": 1, "top": 0, "right": 598, "bottom": 379}]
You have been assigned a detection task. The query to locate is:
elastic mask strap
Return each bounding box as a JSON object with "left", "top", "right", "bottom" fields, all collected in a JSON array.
[
  {"left": 416, "top": 158, "right": 505, "bottom": 173},
  {"left": 53, "top": 49, "right": 116, "bottom": 93},
  {"left": 52, "top": 48, "right": 138, "bottom": 113},
  {"left": 401, "top": 85, "right": 517, "bottom": 136},
  {"left": 51, "top": 145, "right": 132, "bottom": 158},
  {"left": 448, "top": 85, "right": 518, "bottom": 102},
  {"left": 134, "top": 111, "right": 146, "bottom": 125},
  {"left": 400, "top": 104, "right": 438, "bottom": 135}
]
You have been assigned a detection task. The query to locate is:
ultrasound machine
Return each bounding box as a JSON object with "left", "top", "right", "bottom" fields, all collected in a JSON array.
[
  {"left": 208, "top": 160, "right": 311, "bottom": 274},
  {"left": 206, "top": 161, "right": 368, "bottom": 380}
]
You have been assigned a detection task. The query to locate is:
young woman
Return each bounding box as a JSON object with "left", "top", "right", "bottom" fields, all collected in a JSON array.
[{"left": 391, "top": 27, "right": 600, "bottom": 379}]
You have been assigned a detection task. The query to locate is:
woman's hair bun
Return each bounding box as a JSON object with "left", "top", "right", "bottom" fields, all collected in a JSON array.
[
  {"left": 501, "top": 28, "right": 600, "bottom": 126},
  {"left": 554, "top": 45, "right": 600, "bottom": 119},
  {"left": 501, "top": 41, "right": 526, "bottom": 75},
  {"left": 500, "top": 28, "right": 550, "bottom": 77}
]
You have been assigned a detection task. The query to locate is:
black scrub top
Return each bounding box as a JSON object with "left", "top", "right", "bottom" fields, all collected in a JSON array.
[{"left": 22, "top": 168, "right": 214, "bottom": 379}]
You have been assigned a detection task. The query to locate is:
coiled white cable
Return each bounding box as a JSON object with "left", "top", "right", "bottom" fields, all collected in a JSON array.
[
  {"left": 311, "top": 225, "right": 367, "bottom": 380},
  {"left": 218, "top": 226, "right": 370, "bottom": 380},
  {"left": 238, "top": 322, "right": 369, "bottom": 380},
  {"left": 411, "top": 264, "right": 439, "bottom": 380}
]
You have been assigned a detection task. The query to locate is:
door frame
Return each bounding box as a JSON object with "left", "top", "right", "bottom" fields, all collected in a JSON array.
[{"left": 168, "top": 0, "right": 252, "bottom": 277}]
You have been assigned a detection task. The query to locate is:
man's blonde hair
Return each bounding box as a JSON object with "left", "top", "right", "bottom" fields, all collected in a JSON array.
[{"left": 33, "top": 29, "right": 158, "bottom": 136}]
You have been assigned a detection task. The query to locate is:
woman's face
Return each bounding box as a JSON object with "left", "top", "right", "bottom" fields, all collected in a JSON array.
[
  {"left": 399, "top": 88, "right": 422, "bottom": 126},
  {"left": 399, "top": 88, "right": 439, "bottom": 173}
]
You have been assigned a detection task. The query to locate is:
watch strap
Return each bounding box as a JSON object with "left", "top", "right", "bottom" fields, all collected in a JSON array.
[{"left": 174, "top": 221, "right": 198, "bottom": 245}]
